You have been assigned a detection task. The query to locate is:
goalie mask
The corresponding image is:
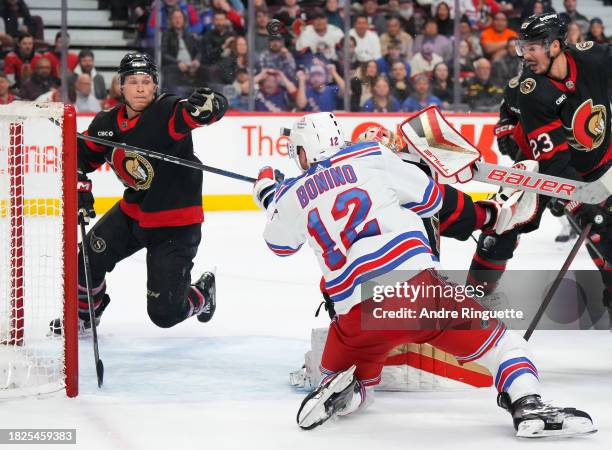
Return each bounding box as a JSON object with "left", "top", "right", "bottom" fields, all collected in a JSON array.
[{"left": 282, "top": 112, "right": 346, "bottom": 171}]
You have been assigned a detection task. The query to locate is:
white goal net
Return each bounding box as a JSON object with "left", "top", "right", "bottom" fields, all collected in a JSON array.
[{"left": 0, "top": 102, "right": 78, "bottom": 398}]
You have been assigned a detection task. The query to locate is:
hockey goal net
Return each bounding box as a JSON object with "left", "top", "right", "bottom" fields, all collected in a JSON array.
[{"left": 0, "top": 102, "right": 78, "bottom": 398}]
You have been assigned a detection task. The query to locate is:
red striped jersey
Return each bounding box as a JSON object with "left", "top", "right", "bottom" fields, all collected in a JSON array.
[
  {"left": 517, "top": 42, "right": 612, "bottom": 180},
  {"left": 78, "top": 94, "right": 224, "bottom": 228}
]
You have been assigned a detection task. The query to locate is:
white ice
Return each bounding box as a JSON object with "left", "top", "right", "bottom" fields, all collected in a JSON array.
[{"left": 1, "top": 211, "right": 610, "bottom": 450}]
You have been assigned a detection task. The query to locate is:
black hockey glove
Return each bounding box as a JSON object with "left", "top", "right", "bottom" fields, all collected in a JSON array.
[
  {"left": 494, "top": 118, "right": 519, "bottom": 158},
  {"left": 186, "top": 88, "right": 229, "bottom": 124},
  {"left": 77, "top": 170, "right": 95, "bottom": 224},
  {"left": 547, "top": 198, "right": 566, "bottom": 217},
  {"left": 567, "top": 199, "right": 611, "bottom": 231}
]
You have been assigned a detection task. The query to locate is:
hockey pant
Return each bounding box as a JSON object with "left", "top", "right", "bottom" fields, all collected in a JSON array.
[
  {"left": 320, "top": 269, "right": 540, "bottom": 413},
  {"left": 78, "top": 202, "right": 203, "bottom": 328}
]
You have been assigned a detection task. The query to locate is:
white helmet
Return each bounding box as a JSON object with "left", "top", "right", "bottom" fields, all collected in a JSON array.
[{"left": 284, "top": 112, "right": 346, "bottom": 171}]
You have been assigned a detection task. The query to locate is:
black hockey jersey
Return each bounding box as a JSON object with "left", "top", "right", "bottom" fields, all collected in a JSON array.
[
  {"left": 78, "top": 94, "right": 222, "bottom": 228},
  {"left": 517, "top": 42, "right": 612, "bottom": 181}
]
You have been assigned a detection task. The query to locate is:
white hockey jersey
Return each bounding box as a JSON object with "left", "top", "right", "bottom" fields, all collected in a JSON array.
[{"left": 263, "top": 141, "right": 443, "bottom": 314}]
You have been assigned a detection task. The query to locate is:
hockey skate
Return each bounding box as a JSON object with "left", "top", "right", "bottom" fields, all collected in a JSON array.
[
  {"left": 555, "top": 219, "right": 578, "bottom": 243},
  {"left": 193, "top": 271, "right": 216, "bottom": 323},
  {"left": 297, "top": 365, "right": 360, "bottom": 430},
  {"left": 498, "top": 393, "right": 596, "bottom": 438},
  {"left": 49, "top": 294, "right": 111, "bottom": 337}
]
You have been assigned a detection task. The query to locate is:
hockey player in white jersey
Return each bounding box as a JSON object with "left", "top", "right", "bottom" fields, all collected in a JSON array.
[{"left": 253, "top": 112, "right": 595, "bottom": 438}]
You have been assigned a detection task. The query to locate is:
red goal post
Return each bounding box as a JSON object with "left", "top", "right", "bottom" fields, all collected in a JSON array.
[{"left": 0, "top": 102, "right": 78, "bottom": 398}]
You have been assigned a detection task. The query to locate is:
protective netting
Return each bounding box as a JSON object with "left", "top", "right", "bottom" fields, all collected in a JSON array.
[{"left": 0, "top": 102, "right": 68, "bottom": 397}]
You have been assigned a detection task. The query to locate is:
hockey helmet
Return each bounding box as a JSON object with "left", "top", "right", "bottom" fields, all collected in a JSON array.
[
  {"left": 283, "top": 112, "right": 346, "bottom": 171},
  {"left": 118, "top": 53, "right": 158, "bottom": 85},
  {"left": 517, "top": 13, "right": 567, "bottom": 56}
]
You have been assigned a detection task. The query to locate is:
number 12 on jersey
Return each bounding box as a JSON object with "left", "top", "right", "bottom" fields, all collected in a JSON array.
[{"left": 307, "top": 188, "right": 381, "bottom": 270}]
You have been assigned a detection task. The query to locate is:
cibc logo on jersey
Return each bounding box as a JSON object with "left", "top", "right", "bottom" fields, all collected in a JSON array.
[
  {"left": 110, "top": 148, "right": 154, "bottom": 190},
  {"left": 565, "top": 99, "right": 607, "bottom": 151}
]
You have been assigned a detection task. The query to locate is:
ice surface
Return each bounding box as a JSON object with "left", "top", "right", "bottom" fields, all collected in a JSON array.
[{"left": 0, "top": 211, "right": 610, "bottom": 450}]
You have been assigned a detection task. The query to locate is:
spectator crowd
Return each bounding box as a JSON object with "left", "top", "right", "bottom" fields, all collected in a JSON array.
[{"left": 1, "top": 0, "right": 611, "bottom": 112}]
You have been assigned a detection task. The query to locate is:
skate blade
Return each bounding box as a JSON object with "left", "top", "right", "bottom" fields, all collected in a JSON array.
[
  {"left": 517, "top": 417, "right": 597, "bottom": 438},
  {"left": 298, "top": 365, "right": 356, "bottom": 430}
]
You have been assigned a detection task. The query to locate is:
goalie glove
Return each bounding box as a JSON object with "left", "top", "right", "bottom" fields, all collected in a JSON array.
[
  {"left": 186, "top": 87, "right": 229, "bottom": 124},
  {"left": 253, "top": 167, "right": 285, "bottom": 210},
  {"left": 399, "top": 106, "right": 480, "bottom": 184},
  {"left": 77, "top": 170, "right": 95, "bottom": 224}
]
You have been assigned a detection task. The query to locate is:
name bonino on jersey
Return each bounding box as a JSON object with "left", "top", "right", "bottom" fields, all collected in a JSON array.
[{"left": 296, "top": 165, "right": 358, "bottom": 208}]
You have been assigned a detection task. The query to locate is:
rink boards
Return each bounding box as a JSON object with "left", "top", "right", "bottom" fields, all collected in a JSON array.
[{"left": 8, "top": 112, "right": 508, "bottom": 215}]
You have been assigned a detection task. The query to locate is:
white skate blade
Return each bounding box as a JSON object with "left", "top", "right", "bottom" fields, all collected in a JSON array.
[
  {"left": 298, "top": 365, "right": 356, "bottom": 429},
  {"left": 517, "top": 417, "right": 597, "bottom": 438}
]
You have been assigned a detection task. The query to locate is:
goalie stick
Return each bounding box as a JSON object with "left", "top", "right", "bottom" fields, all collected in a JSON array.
[{"left": 399, "top": 106, "right": 611, "bottom": 204}]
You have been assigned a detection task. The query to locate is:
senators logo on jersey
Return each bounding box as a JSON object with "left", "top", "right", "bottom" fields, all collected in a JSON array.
[
  {"left": 564, "top": 99, "right": 607, "bottom": 151},
  {"left": 110, "top": 148, "right": 154, "bottom": 190}
]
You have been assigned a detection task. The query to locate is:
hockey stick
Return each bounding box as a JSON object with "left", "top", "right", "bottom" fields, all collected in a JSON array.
[
  {"left": 564, "top": 212, "right": 605, "bottom": 262},
  {"left": 399, "top": 106, "right": 611, "bottom": 204},
  {"left": 471, "top": 161, "right": 611, "bottom": 204},
  {"left": 78, "top": 133, "right": 257, "bottom": 183},
  {"left": 523, "top": 223, "right": 593, "bottom": 341},
  {"left": 79, "top": 213, "right": 104, "bottom": 387},
  {"left": 46, "top": 114, "right": 256, "bottom": 182}
]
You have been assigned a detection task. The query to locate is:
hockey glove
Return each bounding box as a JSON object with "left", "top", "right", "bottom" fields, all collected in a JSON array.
[
  {"left": 482, "top": 160, "right": 540, "bottom": 234},
  {"left": 186, "top": 87, "right": 229, "bottom": 124},
  {"left": 566, "top": 199, "right": 611, "bottom": 231},
  {"left": 77, "top": 170, "right": 95, "bottom": 224},
  {"left": 547, "top": 198, "right": 566, "bottom": 217},
  {"left": 253, "top": 167, "right": 284, "bottom": 210},
  {"left": 494, "top": 118, "right": 519, "bottom": 158}
]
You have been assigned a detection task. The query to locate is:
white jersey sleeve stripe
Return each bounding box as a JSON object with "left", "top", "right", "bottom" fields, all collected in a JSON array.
[
  {"left": 401, "top": 178, "right": 443, "bottom": 217},
  {"left": 265, "top": 241, "right": 303, "bottom": 257}
]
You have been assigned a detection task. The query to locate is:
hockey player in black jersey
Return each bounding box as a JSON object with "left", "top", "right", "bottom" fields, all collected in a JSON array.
[
  {"left": 52, "top": 53, "right": 227, "bottom": 334},
  {"left": 466, "top": 14, "right": 611, "bottom": 320}
]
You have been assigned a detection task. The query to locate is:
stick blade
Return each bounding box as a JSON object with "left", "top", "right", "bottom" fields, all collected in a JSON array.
[{"left": 96, "top": 359, "right": 104, "bottom": 388}]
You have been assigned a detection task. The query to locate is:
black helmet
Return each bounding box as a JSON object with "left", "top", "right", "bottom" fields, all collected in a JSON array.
[
  {"left": 519, "top": 13, "right": 567, "bottom": 46},
  {"left": 118, "top": 53, "right": 158, "bottom": 84}
]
